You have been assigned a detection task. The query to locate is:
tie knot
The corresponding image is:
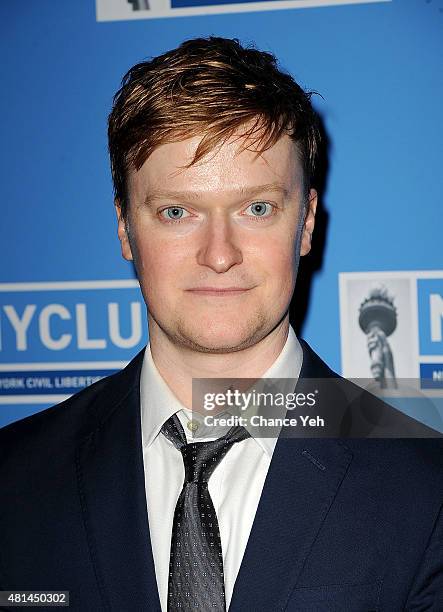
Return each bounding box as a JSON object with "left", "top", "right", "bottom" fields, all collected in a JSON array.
[
  {"left": 181, "top": 437, "right": 233, "bottom": 483},
  {"left": 161, "top": 413, "right": 250, "bottom": 483}
]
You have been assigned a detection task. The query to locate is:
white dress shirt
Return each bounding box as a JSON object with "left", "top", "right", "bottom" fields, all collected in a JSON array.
[{"left": 140, "top": 326, "right": 303, "bottom": 611}]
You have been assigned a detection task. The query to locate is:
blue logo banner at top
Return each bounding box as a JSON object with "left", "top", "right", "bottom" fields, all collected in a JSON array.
[
  {"left": 171, "top": 0, "right": 281, "bottom": 6},
  {"left": 96, "top": 0, "right": 391, "bottom": 21}
]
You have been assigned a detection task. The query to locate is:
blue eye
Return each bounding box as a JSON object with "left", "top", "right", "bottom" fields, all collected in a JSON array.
[
  {"left": 245, "top": 202, "right": 273, "bottom": 217},
  {"left": 160, "top": 207, "right": 190, "bottom": 221}
]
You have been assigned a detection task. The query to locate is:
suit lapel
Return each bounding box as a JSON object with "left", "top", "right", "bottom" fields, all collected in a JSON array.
[
  {"left": 229, "top": 341, "right": 354, "bottom": 611},
  {"left": 229, "top": 438, "right": 353, "bottom": 611},
  {"left": 76, "top": 350, "right": 162, "bottom": 611},
  {"left": 74, "top": 340, "right": 353, "bottom": 611}
]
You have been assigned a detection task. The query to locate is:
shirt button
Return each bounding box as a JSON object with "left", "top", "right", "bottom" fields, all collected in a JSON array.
[{"left": 187, "top": 420, "right": 199, "bottom": 433}]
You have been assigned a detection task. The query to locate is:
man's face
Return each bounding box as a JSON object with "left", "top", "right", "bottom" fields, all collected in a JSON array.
[{"left": 116, "top": 130, "right": 317, "bottom": 353}]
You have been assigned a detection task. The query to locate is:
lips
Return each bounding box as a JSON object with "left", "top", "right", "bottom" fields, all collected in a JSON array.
[{"left": 186, "top": 287, "right": 252, "bottom": 296}]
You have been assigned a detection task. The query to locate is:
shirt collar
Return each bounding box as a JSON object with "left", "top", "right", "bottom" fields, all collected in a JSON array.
[{"left": 140, "top": 326, "right": 303, "bottom": 458}]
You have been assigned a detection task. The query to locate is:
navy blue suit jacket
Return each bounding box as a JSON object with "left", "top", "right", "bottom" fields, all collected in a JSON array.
[{"left": 1, "top": 341, "right": 442, "bottom": 611}]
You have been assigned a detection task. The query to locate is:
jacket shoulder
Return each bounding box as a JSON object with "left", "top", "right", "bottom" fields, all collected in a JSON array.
[
  {"left": 0, "top": 348, "right": 145, "bottom": 455},
  {"left": 299, "top": 338, "right": 443, "bottom": 441}
]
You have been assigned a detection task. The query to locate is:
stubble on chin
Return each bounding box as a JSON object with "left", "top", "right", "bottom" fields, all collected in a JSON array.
[{"left": 166, "top": 310, "right": 272, "bottom": 354}]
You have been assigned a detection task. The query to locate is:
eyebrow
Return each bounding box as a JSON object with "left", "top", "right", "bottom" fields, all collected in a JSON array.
[{"left": 142, "top": 183, "right": 290, "bottom": 206}]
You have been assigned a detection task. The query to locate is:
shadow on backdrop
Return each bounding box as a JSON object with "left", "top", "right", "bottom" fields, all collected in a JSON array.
[{"left": 290, "top": 114, "right": 330, "bottom": 337}]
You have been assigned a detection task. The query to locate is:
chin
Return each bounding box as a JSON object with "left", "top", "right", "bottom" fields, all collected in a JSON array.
[{"left": 175, "top": 317, "right": 269, "bottom": 354}]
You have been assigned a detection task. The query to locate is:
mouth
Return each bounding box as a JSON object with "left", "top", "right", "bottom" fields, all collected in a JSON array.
[{"left": 185, "top": 287, "right": 253, "bottom": 297}]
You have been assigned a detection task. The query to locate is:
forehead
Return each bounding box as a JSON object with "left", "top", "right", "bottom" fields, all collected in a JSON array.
[{"left": 127, "top": 131, "right": 303, "bottom": 199}]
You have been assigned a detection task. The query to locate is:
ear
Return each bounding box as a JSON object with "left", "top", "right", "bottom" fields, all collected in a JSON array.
[
  {"left": 300, "top": 189, "right": 317, "bottom": 257},
  {"left": 115, "top": 199, "right": 133, "bottom": 261}
]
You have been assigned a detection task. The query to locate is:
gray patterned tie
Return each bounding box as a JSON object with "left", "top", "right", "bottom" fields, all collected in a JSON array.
[{"left": 161, "top": 413, "right": 250, "bottom": 611}]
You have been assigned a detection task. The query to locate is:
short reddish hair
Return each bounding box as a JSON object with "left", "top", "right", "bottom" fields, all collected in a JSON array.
[{"left": 108, "top": 36, "right": 321, "bottom": 219}]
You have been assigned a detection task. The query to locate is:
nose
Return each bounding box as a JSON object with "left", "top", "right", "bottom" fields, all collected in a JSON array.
[{"left": 196, "top": 215, "right": 243, "bottom": 273}]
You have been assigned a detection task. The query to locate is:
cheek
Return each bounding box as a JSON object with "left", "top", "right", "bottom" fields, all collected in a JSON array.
[
  {"left": 274, "top": 254, "right": 297, "bottom": 287},
  {"left": 132, "top": 226, "right": 185, "bottom": 271},
  {"left": 260, "top": 232, "right": 297, "bottom": 272},
  {"left": 260, "top": 244, "right": 297, "bottom": 296},
  {"left": 133, "top": 236, "right": 188, "bottom": 296}
]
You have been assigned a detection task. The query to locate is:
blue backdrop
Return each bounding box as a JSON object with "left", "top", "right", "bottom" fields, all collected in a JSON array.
[{"left": 1, "top": 0, "right": 442, "bottom": 426}]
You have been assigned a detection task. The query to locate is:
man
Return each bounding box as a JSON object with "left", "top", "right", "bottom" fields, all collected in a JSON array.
[{"left": 1, "top": 37, "right": 442, "bottom": 611}]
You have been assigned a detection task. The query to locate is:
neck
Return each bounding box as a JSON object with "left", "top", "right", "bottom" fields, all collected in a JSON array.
[{"left": 149, "top": 316, "right": 290, "bottom": 411}]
